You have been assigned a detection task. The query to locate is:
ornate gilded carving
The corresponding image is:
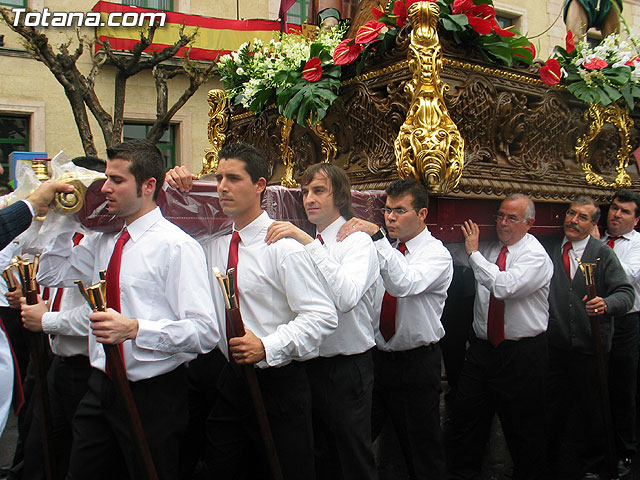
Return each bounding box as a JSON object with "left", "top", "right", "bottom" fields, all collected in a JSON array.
[
  {"left": 394, "top": 1, "right": 464, "bottom": 194},
  {"left": 576, "top": 102, "right": 633, "bottom": 188},
  {"left": 200, "top": 89, "right": 229, "bottom": 177},
  {"left": 277, "top": 116, "right": 298, "bottom": 187},
  {"left": 307, "top": 120, "right": 337, "bottom": 163}
]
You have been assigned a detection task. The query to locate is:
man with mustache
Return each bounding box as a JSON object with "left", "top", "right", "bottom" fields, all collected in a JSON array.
[{"left": 545, "top": 196, "right": 634, "bottom": 480}]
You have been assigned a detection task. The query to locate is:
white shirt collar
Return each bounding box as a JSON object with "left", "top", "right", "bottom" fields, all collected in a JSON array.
[
  {"left": 316, "top": 216, "right": 346, "bottom": 246},
  {"left": 124, "top": 207, "right": 162, "bottom": 242}
]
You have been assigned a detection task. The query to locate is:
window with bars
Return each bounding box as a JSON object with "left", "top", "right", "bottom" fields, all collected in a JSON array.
[
  {"left": 287, "top": 0, "right": 309, "bottom": 25},
  {"left": 0, "top": 115, "right": 29, "bottom": 183},
  {"left": 123, "top": 122, "right": 176, "bottom": 170},
  {"left": 122, "top": 0, "right": 173, "bottom": 11}
]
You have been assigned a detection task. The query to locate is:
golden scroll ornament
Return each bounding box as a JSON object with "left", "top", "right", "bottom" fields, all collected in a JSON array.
[{"left": 200, "top": 89, "right": 229, "bottom": 177}]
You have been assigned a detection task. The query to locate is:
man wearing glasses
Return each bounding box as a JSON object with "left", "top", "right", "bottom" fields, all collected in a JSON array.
[
  {"left": 545, "top": 196, "right": 634, "bottom": 480},
  {"left": 447, "top": 194, "right": 553, "bottom": 480},
  {"left": 339, "top": 178, "right": 453, "bottom": 479}
]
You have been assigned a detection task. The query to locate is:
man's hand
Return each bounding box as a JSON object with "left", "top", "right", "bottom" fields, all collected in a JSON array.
[
  {"left": 461, "top": 220, "right": 480, "bottom": 255},
  {"left": 27, "top": 181, "right": 75, "bottom": 217},
  {"left": 584, "top": 295, "right": 608, "bottom": 316},
  {"left": 590, "top": 224, "right": 601, "bottom": 239},
  {"left": 229, "top": 329, "right": 266, "bottom": 364},
  {"left": 5, "top": 289, "right": 22, "bottom": 310},
  {"left": 336, "top": 217, "right": 379, "bottom": 241},
  {"left": 165, "top": 166, "right": 196, "bottom": 193},
  {"left": 89, "top": 308, "right": 139, "bottom": 344},
  {"left": 265, "top": 221, "right": 313, "bottom": 245},
  {"left": 20, "top": 295, "right": 47, "bottom": 332}
]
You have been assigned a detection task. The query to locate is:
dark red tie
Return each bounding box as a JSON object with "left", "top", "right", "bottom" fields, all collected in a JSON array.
[
  {"left": 562, "top": 242, "right": 573, "bottom": 280},
  {"left": 51, "top": 232, "right": 84, "bottom": 312},
  {"left": 379, "top": 242, "right": 407, "bottom": 341},
  {"left": 105, "top": 229, "right": 130, "bottom": 372},
  {"left": 607, "top": 236, "right": 622, "bottom": 249},
  {"left": 0, "top": 317, "right": 24, "bottom": 414},
  {"left": 225, "top": 231, "right": 241, "bottom": 343},
  {"left": 487, "top": 246, "right": 508, "bottom": 347},
  {"left": 317, "top": 234, "right": 324, "bottom": 245}
]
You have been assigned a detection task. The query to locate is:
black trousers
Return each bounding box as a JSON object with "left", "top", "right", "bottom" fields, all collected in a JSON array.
[
  {"left": 447, "top": 334, "right": 548, "bottom": 480},
  {"left": 65, "top": 366, "right": 188, "bottom": 480},
  {"left": 609, "top": 312, "right": 639, "bottom": 459},
  {"left": 306, "top": 350, "right": 377, "bottom": 480},
  {"left": 180, "top": 348, "right": 227, "bottom": 480},
  {"left": 23, "top": 354, "right": 91, "bottom": 480},
  {"left": 202, "top": 360, "right": 315, "bottom": 480},
  {"left": 372, "top": 344, "right": 445, "bottom": 480},
  {"left": 546, "top": 346, "right": 608, "bottom": 479}
]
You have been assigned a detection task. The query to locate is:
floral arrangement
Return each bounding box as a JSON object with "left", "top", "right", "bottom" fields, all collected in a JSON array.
[
  {"left": 540, "top": 30, "right": 640, "bottom": 110},
  {"left": 217, "top": 0, "right": 534, "bottom": 126}
]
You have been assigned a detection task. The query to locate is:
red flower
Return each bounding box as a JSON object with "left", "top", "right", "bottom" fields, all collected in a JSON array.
[
  {"left": 370, "top": 5, "right": 384, "bottom": 20},
  {"left": 393, "top": 0, "right": 408, "bottom": 27},
  {"left": 539, "top": 58, "right": 562, "bottom": 85},
  {"left": 626, "top": 55, "right": 640, "bottom": 66},
  {"left": 492, "top": 23, "right": 515, "bottom": 37},
  {"left": 566, "top": 30, "right": 575, "bottom": 54},
  {"left": 452, "top": 0, "right": 474, "bottom": 14},
  {"left": 333, "top": 39, "right": 363, "bottom": 65},
  {"left": 514, "top": 42, "right": 536, "bottom": 60},
  {"left": 355, "top": 20, "right": 387, "bottom": 44},
  {"left": 583, "top": 58, "right": 608, "bottom": 70},
  {"left": 467, "top": 15, "right": 493, "bottom": 35},
  {"left": 302, "top": 57, "right": 323, "bottom": 82}
]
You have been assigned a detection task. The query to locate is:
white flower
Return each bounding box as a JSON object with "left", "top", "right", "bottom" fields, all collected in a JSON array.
[{"left": 236, "top": 67, "right": 245, "bottom": 76}]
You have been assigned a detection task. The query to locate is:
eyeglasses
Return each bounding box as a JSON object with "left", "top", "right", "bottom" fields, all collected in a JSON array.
[
  {"left": 565, "top": 209, "right": 591, "bottom": 222},
  {"left": 382, "top": 207, "right": 417, "bottom": 216},
  {"left": 493, "top": 213, "right": 525, "bottom": 224}
]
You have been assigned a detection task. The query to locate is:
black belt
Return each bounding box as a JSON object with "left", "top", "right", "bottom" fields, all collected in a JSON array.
[
  {"left": 59, "top": 354, "right": 89, "bottom": 365},
  {"left": 376, "top": 343, "right": 438, "bottom": 361}
]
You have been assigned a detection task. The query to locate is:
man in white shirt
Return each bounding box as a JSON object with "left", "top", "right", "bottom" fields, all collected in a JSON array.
[
  {"left": 596, "top": 189, "right": 640, "bottom": 479},
  {"left": 449, "top": 194, "right": 553, "bottom": 480},
  {"left": 337, "top": 178, "right": 453, "bottom": 480},
  {"left": 36, "top": 139, "right": 220, "bottom": 480},
  {"left": 264, "top": 163, "right": 379, "bottom": 479},
  {"left": 168, "top": 142, "right": 338, "bottom": 479}
]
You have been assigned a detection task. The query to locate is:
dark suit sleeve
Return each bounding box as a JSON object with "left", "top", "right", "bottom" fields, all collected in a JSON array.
[{"left": 0, "top": 200, "right": 33, "bottom": 250}]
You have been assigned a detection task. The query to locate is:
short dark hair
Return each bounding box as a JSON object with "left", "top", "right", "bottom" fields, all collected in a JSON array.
[
  {"left": 385, "top": 178, "right": 429, "bottom": 211},
  {"left": 72, "top": 156, "right": 105, "bottom": 173},
  {"left": 301, "top": 163, "right": 354, "bottom": 219},
  {"left": 612, "top": 189, "right": 640, "bottom": 218},
  {"left": 218, "top": 142, "right": 269, "bottom": 184},
  {"left": 106, "top": 139, "right": 165, "bottom": 200},
  {"left": 572, "top": 196, "right": 601, "bottom": 223}
]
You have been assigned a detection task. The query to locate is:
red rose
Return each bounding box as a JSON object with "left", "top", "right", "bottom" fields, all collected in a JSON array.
[
  {"left": 583, "top": 58, "right": 608, "bottom": 70},
  {"left": 539, "top": 58, "right": 562, "bottom": 85},
  {"left": 566, "top": 30, "right": 575, "bottom": 54},
  {"left": 355, "top": 20, "right": 387, "bottom": 44},
  {"left": 333, "top": 39, "right": 363, "bottom": 65},
  {"left": 302, "top": 57, "right": 323, "bottom": 82}
]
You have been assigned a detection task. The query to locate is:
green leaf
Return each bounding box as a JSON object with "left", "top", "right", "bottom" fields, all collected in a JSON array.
[
  {"left": 283, "top": 88, "right": 307, "bottom": 119},
  {"left": 601, "top": 82, "right": 622, "bottom": 102},
  {"left": 603, "top": 67, "right": 631, "bottom": 86},
  {"left": 441, "top": 17, "right": 463, "bottom": 32},
  {"left": 621, "top": 83, "right": 634, "bottom": 110}
]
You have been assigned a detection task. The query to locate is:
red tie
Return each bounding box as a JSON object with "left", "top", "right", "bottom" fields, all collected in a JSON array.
[
  {"left": 562, "top": 242, "right": 573, "bottom": 280},
  {"left": 51, "top": 232, "right": 84, "bottom": 312},
  {"left": 317, "top": 234, "right": 324, "bottom": 245},
  {"left": 379, "top": 242, "right": 407, "bottom": 342},
  {"left": 105, "top": 229, "right": 130, "bottom": 372},
  {"left": 225, "top": 231, "right": 241, "bottom": 343},
  {"left": 487, "top": 246, "right": 508, "bottom": 347},
  {"left": 607, "top": 236, "right": 622, "bottom": 249}
]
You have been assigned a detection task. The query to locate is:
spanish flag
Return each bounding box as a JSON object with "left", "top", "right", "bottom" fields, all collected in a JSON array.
[{"left": 93, "top": 1, "right": 301, "bottom": 61}]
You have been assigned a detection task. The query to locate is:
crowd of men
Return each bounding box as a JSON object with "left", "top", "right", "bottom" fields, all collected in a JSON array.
[{"left": 0, "top": 138, "right": 638, "bottom": 480}]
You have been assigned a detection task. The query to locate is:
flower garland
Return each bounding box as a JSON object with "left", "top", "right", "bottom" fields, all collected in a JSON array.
[
  {"left": 217, "top": 0, "right": 534, "bottom": 126},
  {"left": 540, "top": 30, "right": 640, "bottom": 110}
]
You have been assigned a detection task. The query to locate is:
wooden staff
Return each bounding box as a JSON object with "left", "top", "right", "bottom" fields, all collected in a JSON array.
[
  {"left": 214, "top": 267, "right": 284, "bottom": 480},
  {"left": 76, "top": 273, "right": 159, "bottom": 480},
  {"left": 13, "top": 256, "right": 56, "bottom": 480},
  {"left": 578, "top": 259, "right": 617, "bottom": 480}
]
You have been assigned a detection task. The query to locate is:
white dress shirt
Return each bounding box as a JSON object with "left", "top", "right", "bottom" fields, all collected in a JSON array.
[
  {"left": 469, "top": 233, "right": 553, "bottom": 341},
  {"left": 37, "top": 207, "right": 220, "bottom": 382},
  {"left": 202, "top": 211, "right": 338, "bottom": 368},
  {"left": 603, "top": 229, "right": 640, "bottom": 313},
  {"left": 304, "top": 216, "right": 378, "bottom": 357},
  {"left": 0, "top": 242, "right": 22, "bottom": 307},
  {"left": 374, "top": 227, "right": 453, "bottom": 352}
]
